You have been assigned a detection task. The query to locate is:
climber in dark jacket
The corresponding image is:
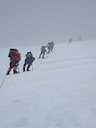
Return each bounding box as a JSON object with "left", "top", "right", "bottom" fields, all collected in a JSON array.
[{"left": 23, "top": 52, "right": 35, "bottom": 71}]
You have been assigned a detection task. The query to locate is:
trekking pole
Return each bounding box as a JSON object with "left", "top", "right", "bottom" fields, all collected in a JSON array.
[
  {"left": 31, "top": 64, "right": 33, "bottom": 71},
  {"left": 17, "top": 66, "right": 20, "bottom": 73}
]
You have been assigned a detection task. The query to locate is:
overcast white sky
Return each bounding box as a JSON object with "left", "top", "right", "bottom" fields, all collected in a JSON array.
[{"left": 0, "top": 0, "right": 96, "bottom": 47}]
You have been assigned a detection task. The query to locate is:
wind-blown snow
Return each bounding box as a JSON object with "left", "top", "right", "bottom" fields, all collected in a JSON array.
[{"left": 0, "top": 40, "right": 96, "bottom": 128}]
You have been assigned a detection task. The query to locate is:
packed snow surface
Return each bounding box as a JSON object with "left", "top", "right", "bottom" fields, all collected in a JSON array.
[{"left": 0, "top": 40, "right": 96, "bottom": 128}]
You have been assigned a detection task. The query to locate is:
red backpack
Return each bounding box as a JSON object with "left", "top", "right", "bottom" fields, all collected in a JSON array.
[
  {"left": 14, "top": 52, "right": 21, "bottom": 62},
  {"left": 9, "top": 49, "right": 21, "bottom": 62}
]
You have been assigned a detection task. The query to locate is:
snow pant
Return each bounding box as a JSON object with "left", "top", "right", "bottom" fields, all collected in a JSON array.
[
  {"left": 23, "top": 57, "right": 35, "bottom": 71},
  {"left": 47, "top": 47, "right": 51, "bottom": 54},
  {"left": 23, "top": 60, "right": 32, "bottom": 71},
  {"left": 6, "top": 60, "right": 19, "bottom": 75},
  {"left": 39, "top": 51, "right": 45, "bottom": 58}
]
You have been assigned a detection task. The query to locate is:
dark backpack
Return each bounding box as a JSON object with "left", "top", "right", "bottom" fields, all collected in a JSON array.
[
  {"left": 41, "top": 46, "right": 46, "bottom": 50},
  {"left": 26, "top": 52, "right": 32, "bottom": 58}
]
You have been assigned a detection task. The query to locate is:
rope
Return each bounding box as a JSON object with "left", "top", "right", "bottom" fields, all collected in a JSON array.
[
  {"left": 0, "top": 56, "right": 48, "bottom": 88},
  {"left": 0, "top": 75, "right": 7, "bottom": 89},
  {"left": 33, "top": 58, "right": 43, "bottom": 70}
]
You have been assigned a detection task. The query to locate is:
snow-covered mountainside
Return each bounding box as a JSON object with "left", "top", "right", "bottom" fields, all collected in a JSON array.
[{"left": 0, "top": 40, "right": 96, "bottom": 128}]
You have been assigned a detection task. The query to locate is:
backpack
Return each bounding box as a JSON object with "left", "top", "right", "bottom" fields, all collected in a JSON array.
[
  {"left": 14, "top": 53, "right": 21, "bottom": 62},
  {"left": 41, "top": 46, "right": 46, "bottom": 51},
  {"left": 47, "top": 43, "right": 51, "bottom": 48},
  {"left": 26, "top": 52, "right": 32, "bottom": 58},
  {"left": 8, "top": 49, "right": 21, "bottom": 62}
]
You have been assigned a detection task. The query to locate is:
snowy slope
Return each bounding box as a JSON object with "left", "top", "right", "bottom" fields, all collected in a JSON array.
[{"left": 0, "top": 40, "right": 96, "bottom": 128}]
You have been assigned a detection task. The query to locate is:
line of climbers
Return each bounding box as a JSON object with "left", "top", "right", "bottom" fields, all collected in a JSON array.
[
  {"left": 6, "top": 41, "right": 54, "bottom": 75},
  {"left": 39, "top": 41, "right": 54, "bottom": 58}
]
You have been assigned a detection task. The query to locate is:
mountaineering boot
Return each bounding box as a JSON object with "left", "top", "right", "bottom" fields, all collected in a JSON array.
[
  {"left": 13, "top": 70, "right": 17, "bottom": 74},
  {"left": 27, "top": 65, "right": 30, "bottom": 71},
  {"left": 6, "top": 72, "right": 10, "bottom": 75},
  {"left": 13, "top": 66, "right": 17, "bottom": 74},
  {"left": 27, "top": 68, "right": 30, "bottom": 71},
  {"left": 23, "top": 66, "right": 25, "bottom": 72},
  {"left": 6, "top": 68, "right": 11, "bottom": 75}
]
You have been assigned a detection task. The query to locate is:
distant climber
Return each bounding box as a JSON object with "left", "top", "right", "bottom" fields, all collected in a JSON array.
[
  {"left": 46, "top": 42, "right": 51, "bottom": 54},
  {"left": 46, "top": 41, "right": 54, "bottom": 53},
  {"left": 50, "top": 41, "right": 54, "bottom": 52},
  {"left": 39, "top": 46, "right": 47, "bottom": 58}
]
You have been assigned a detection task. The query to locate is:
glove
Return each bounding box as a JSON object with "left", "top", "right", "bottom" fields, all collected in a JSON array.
[{"left": 16, "top": 63, "right": 19, "bottom": 66}]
